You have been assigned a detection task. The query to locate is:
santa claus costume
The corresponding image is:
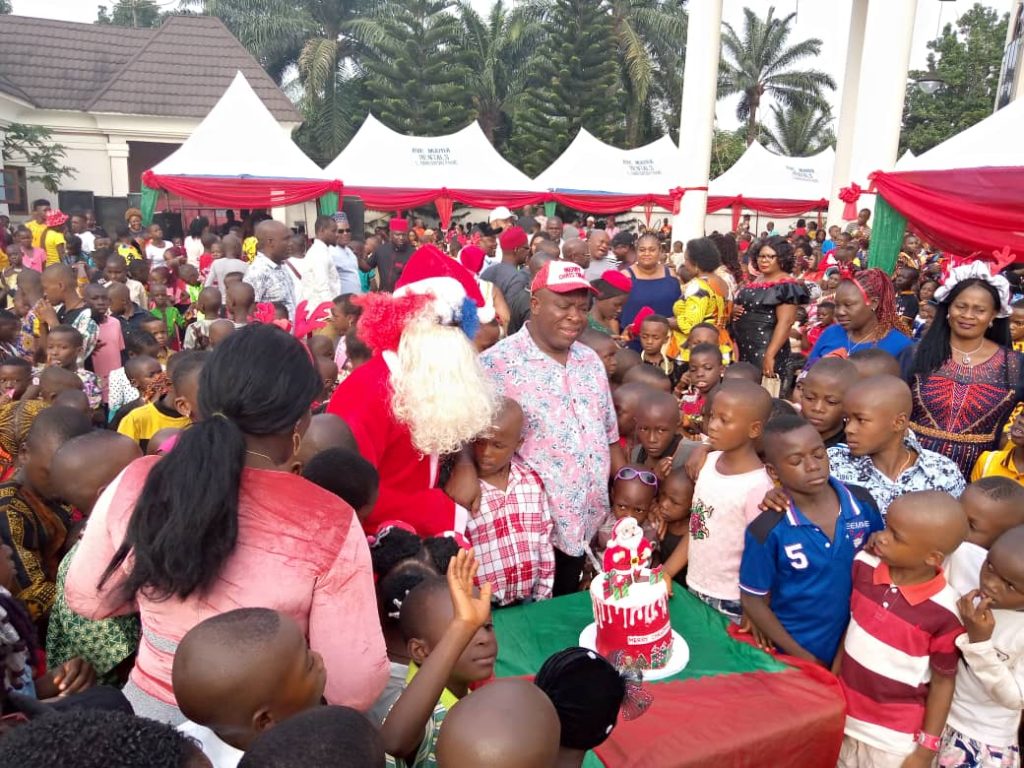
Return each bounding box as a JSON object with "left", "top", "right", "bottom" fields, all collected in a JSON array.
[{"left": 327, "top": 245, "right": 497, "bottom": 537}]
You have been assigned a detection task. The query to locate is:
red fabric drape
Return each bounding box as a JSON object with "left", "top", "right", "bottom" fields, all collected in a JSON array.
[
  {"left": 706, "top": 195, "right": 828, "bottom": 216},
  {"left": 870, "top": 167, "right": 1024, "bottom": 257},
  {"left": 343, "top": 186, "right": 549, "bottom": 211},
  {"left": 592, "top": 666, "right": 845, "bottom": 767},
  {"left": 435, "top": 193, "right": 454, "bottom": 230},
  {"left": 731, "top": 203, "right": 742, "bottom": 232},
  {"left": 549, "top": 189, "right": 689, "bottom": 215},
  {"left": 142, "top": 172, "right": 341, "bottom": 208}
]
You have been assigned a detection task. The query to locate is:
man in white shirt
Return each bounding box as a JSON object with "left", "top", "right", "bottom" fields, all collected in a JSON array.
[
  {"left": 330, "top": 212, "right": 362, "bottom": 295},
  {"left": 583, "top": 229, "right": 618, "bottom": 281},
  {"left": 70, "top": 212, "right": 96, "bottom": 256},
  {"left": 297, "top": 215, "right": 342, "bottom": 308}
]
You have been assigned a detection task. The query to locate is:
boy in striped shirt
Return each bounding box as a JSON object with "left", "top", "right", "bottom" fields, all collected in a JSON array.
[{"left": 836, "top": 490, "right": 968, "bottom": 768}]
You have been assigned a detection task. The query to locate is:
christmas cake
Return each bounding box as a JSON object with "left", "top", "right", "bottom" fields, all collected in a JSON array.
[{"left": 590, "top": 518, "right": 673, "bottom": 670}]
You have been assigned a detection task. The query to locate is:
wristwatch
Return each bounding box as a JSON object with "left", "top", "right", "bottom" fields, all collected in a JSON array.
[{"left": 915, "top": 731, "right": 940, "bottom": 751}]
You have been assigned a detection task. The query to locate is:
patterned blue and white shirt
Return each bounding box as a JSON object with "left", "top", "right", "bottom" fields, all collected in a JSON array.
[{"left": 827, "top": 431, "right": 966, "bottom": 518}]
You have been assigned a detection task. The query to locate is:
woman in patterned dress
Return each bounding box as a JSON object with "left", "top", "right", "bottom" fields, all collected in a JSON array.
[{"left": 906, "top": 272, "right": 1024, "bottom": 477}]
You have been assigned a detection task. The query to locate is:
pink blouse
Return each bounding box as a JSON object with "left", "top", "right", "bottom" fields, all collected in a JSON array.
[{"left": 66, "top": 455, "right": 388, "bottom": 711}]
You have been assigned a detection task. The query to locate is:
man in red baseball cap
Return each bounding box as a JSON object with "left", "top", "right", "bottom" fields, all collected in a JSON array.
[
  {"left": 478, "top": 259, "right": 625, "bottom": 595},
  {"left": 365, "top": 217, "right": 412, "bottom": 292}
]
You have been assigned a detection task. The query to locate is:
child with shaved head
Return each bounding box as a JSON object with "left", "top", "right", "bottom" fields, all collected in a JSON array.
[
  {"left": 685, "top": 379, "right": 775, "bottom": 622},
  {"left": 46, "top": 431, "right": 143, "bottom": 685},
  {"left": 466, "top": 397, "right": 554, "bottom": 606},
  {"left": 836, "top": 491, "right": 968, "bottom": 767},
  {"left": 173, "top": 607, "right": 327, "bottom": 766},
  {"left": 827, "top": 375, "right": 965, "bottom": 517}
]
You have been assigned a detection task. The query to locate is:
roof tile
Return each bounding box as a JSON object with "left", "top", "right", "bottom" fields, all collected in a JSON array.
[{"left": 0, "top": 14, "right": 300, "bottom": 122}]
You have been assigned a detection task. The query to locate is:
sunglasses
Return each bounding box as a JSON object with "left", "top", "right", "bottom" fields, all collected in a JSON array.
[
  {"left": 338, "top": 228, "right": 351, "bottom": 233},
  {"left": 615, "top": 467, "right": 658, "bottom": 487}
]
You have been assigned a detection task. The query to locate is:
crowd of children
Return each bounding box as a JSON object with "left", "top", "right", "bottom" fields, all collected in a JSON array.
[{"left": 0, "top": 202, "right": 1022, "bottom": 768}]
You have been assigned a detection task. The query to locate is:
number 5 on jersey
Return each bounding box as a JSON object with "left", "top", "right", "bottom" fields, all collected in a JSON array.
[{"left": 784, "top": 543, "right": 808, "bottom": 570}]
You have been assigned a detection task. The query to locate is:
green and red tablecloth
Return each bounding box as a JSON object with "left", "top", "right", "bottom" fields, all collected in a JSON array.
[{"left": 493, "top": 589, "right": 846, "bottom": 767}]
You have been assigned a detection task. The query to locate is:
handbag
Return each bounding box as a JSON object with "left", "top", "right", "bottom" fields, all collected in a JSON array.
[{"left": 761, "top": 375, "right": 781, "bottom": 398}]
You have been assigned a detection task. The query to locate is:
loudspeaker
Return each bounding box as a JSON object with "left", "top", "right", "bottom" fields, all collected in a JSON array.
[
  {"left": 341, "top": 196, "right": 365, "bottom": 240},
  {"left": 58, "top": 190, "right": 95, "bottom": 216}
]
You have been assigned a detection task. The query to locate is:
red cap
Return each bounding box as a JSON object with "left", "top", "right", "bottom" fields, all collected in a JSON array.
[
  {"left": 389, "top": 218, "right": 409, "bottom": 232},
  {"left": 531, "top": 260, "right": 598, "bottom": 295},
  {"left": 498, "top": 226, "right": 528, "bottom": 252},
  {"left": 459, "top": 245, "right": 486, "bottom": 275},
  {"left": 395, "top": 244, "right": 485, "bottom": 307},
  {"left": 600, "top": 269, "right": 632, "bottom": 293}
]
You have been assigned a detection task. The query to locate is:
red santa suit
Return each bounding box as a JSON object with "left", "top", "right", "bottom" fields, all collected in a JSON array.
[
  {"left": 327, "top": 353, "right": 460, "bottom": 537},
  {"left": 327, "top": 243, "right": 486, "bottom": 538}
]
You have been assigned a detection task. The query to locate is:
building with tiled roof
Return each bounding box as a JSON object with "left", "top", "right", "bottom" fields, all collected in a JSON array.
[{"left": 0, "top": 14, "right": 300, "bottom": 223}]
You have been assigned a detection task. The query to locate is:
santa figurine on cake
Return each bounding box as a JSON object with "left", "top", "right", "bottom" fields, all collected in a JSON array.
[
  {"left": 603, "top": 518, "right": 654, "bottom": 583},
  {"left": 327, "top": 244, "right": 498, "bottom": 537}
]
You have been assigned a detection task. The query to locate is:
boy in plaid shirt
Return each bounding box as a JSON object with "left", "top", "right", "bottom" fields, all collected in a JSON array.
[{"left": 466, "top": 397, "right": 554, "bottom": 606}]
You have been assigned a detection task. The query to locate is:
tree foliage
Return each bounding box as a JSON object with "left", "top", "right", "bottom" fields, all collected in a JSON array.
[
  {"left": 710, "top": 128, "right": 746, "bottom": 178},
  {"left": 0, "top": 1, "right": 11, "bottom": 14},
  {"left": 718, "top": 5, "right": 835, "bottom": 145},
  {"left": 358, "top": 0, "right": 476, "bottom": 136},
  {"left": 760, "top": 102, "right": 834, "bottom": 157},
  {"left": 900, "top": 3, "right": 1008, "bottom": 155},
  {"left": 96, "top": 0, "right": 166, "bottom": 27},
  {"left": 4, "top": 124, "right": 76, "bottom": 194},
  {"left": 508, "top": 0, "right": 623, "bottom": 176}
]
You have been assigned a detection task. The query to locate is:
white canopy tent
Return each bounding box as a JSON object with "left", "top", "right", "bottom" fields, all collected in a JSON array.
[
  {"left": 708, "top": 142, "right": 835, "bottom": 217},
  {"left": 142, "top": 72, "right": 337, "bottom": 218},
  {"left": 896, "top": 97, "right": 1024, "bottom": 172},
  {"left": 533, "top": 129, "right": 684, "bottom": 215},
  {"left": 322, "top": 114, "right": 544, "bottom": 226}
]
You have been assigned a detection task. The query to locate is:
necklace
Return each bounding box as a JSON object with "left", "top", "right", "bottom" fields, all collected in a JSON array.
[
  {"left": 895, "top": 448, "right": 916, "bottom": 478},
  {"left": 246, "top": 449, "right": 275, "bottom": 463},
  {"left": 951, "top": 339, "right": 986, "bottom": 367},
  {"left": 846, "top": 325, "right": 880, "bottom": 352}
]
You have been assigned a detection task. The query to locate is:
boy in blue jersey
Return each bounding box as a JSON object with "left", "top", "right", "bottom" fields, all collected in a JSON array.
[{"left": 740, "top": 415, "right": 883, "bottom": 667}]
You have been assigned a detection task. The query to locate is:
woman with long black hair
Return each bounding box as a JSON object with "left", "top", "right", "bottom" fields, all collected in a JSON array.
[
  {"left": 66, "top": 325, "right": 388, "bottom": 723},
  {"left": 907, "top": 268, "right": 1024, "bottom": 476}
]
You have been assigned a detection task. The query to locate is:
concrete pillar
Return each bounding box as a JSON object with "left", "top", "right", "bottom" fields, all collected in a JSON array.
[
  {"left": 826, "top": 0, "right": 870, "bottom": 226},
  {"left": 0, "top": 128, "right": 8, "bottom": 218},
  {"left": 834, "top": 0, "right": 918, "bottom": 223},
  {"left": 106, "top": 141, "right": 130, "bottom": 197},
  {"left": 672, "top": 0, "right": 724, "bottom": 242}
]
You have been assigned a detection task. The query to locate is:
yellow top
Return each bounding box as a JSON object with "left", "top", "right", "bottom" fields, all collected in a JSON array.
[
  {"left": 116, "top": 402, "right": 190, "bottom": 445},
  {"left": 25, "top": 220, "right": 65, "bottom": 266},
  {"left": 970, "top": 443, "right": 1024, "bottom": 484}
]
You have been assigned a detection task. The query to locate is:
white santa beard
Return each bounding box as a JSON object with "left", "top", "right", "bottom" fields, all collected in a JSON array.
[{"left": 390, "top": 317, "right": 498, "bottom": 456}]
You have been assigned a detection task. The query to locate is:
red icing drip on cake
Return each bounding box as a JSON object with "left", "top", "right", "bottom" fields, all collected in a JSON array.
[{"left": 590, "top": 575, "right": 672, "bottom": 669}]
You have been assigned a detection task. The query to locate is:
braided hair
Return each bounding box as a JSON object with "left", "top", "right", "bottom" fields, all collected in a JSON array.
[{"left": 846, "top": 268, "right": 905, "bottom": 335}]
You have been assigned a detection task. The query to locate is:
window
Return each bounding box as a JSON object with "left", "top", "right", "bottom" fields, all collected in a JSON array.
[{"left": 1, "top": 166, "right": 26, "bottom": 214}]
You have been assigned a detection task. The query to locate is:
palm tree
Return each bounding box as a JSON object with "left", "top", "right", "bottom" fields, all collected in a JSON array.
[
  {"left": 607, "top": 0, "right": 687, "bottom": 146},
  {"left": 761, "top": 103, "right": 835, "bottom": 156},
  {"left": 457, "top": 1, "right": 543, "bottom": 148},
  {"left": 718, "top": 6, "right": 836, "bottom": 145}
]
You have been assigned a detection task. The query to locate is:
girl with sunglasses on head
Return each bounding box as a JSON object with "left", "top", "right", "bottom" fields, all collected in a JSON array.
[{"left": 592, "top": 466, "right": 662, "bottom": 571}]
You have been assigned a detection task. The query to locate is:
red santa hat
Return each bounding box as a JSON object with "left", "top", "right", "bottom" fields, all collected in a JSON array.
[
  {"left": 389, "top": 218, "right": 409, "bottom": 232},
  {"left": 395, "top": 244, "right": 485, "bottom": 307}
]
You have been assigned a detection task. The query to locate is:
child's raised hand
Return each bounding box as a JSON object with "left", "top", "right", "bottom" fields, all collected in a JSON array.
[
  {"left": 447, "top": 548, "right": 492, "bottom": 631},
  {"left": 958, "top": 590, "right": 996, "bottom": 643}
]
